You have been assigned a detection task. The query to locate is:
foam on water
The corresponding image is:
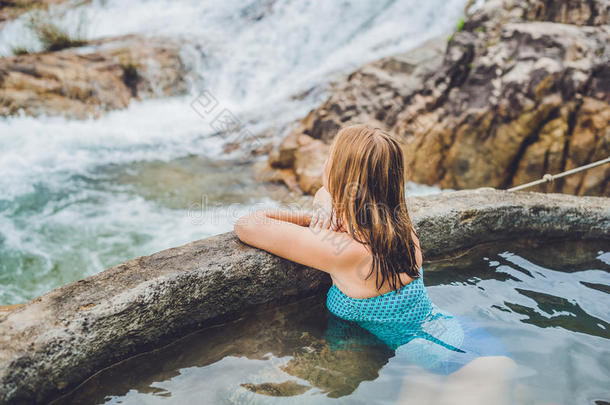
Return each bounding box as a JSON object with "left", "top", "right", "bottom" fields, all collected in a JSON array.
[{"left": 0, "top": 0, "right": 465, "bottom": 303}]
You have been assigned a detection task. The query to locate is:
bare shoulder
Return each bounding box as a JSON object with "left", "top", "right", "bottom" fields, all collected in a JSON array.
[
  {"left": 334, "top": 234, "right": 372, "bottom": 270},
  {"left": 343, "top": 228, "right": 423, "bottom": 277}
]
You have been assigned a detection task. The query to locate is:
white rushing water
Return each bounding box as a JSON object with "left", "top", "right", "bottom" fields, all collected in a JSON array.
[{"left": 0, "top": 0, "right": 466, "bottom": 304}]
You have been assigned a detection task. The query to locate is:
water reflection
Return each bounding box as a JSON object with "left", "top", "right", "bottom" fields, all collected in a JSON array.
[
  {"left": 51, "top": 295, "right": 392, "bottom": 403},
  {"left": 54, "top": 296, "right": 499, "bottom": 403}
]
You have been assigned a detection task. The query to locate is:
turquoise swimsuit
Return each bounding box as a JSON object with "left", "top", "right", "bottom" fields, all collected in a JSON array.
[
  {"left": 324, "top": 265, "right": 510, "bottom": 375},
  {"left": 326, "top": 265, "right": 433, "bottom": 324}
]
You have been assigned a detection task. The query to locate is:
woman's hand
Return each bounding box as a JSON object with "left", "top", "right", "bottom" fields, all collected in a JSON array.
[
  {"left": 309, "top": 187, "right": 346, "bottom": 232},
  {"left": 309, "top": 204, "right": 332, "bottom": 230}
]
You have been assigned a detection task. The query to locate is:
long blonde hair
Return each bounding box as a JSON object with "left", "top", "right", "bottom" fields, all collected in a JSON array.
[{"left": 327, "top": 124, "right": 420, "bottom": 292}]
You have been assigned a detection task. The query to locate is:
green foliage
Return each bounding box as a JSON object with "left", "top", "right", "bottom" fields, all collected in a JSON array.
[
  {"left": 476, "top": 26, "right": 485, "bottom": 33},
  {"left": 10, "top": 9, "right": 89, "bottom": 54},
  {"left": 456, "top": 17, "right": 465, "bottom": 31},
  {"left": 447, "top": 16, "right": 466, "bottom": 43},
  {"left": 11, "top": 46, "right": 31, "bottom": 55}
]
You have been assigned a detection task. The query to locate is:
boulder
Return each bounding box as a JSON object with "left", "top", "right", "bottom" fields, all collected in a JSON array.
[
  {"left": 260, "top": 35, "right": 447, "bottom": 193},
  {"left": 263, "top": 0, "right": 610, "bottom": 196},
  {"left": 0, "top": 35, "right": 188, "bottom": 118},
  {"left": 293, "top": 136, "right": 330, "bottom": 194}
]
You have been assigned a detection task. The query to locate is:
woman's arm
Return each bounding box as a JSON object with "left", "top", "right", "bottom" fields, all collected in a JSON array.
[
  {"left": 264, "top": 208, "right": 313, "bottom": 227},
  {"left": 233, "top": 208, "right": 362, "bottom": 275},
  {"left": 263, "top": 188, "right": 330, "bottom": 227}
]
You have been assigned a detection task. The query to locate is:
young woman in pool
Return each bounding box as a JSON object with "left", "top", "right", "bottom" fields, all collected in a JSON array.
[
  {"left": 234, "top": 124, "right": 516, "bottom": 402},
  {"left": 234, "top": 124, "right": 421, "bottom": 303}
]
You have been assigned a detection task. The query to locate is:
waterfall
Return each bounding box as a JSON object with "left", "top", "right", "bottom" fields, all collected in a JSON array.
[{"left": 0, "top": 0, "right": 466, "bottom": 304}]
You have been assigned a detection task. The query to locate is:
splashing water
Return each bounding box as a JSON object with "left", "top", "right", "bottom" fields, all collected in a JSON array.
[{"left": 0, "top": 0, "right": 466, "bottom": 304}]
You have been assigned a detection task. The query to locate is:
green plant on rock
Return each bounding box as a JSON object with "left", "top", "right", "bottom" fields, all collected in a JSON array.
[
  {"left": 456, "top": 17, "right": 465, "bottom": 31},
  {"left": 11, "top": 46, "right": 31, "bottom": 55},
  {"left": 447, "top": 16, "right": 467, "bottom": 43}
]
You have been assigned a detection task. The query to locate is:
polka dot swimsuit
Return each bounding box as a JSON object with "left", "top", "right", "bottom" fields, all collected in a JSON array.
[
  {"left": 326, "top": 265, "right": 434, "bottom": 324},
  {"left": 324, "top": 265, "right": 512, "bottom": 376}
]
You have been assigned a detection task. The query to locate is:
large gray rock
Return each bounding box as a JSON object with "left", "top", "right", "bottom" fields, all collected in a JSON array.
[
  {"left": 263, "top": 0, "right": 610, "bottom": 196},
  {"left": 264, "top": 36, "right": 448, "bottom": 194},
  {"left": 0, "top": 188, "right": 609, "bottom": 404},
  {"left": 0, "top": 35, "right": 188, "bottom": 119}
]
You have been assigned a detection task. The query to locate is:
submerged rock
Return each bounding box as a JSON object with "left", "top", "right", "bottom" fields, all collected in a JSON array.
[
  {"left": 240, "top": 380, "right": 311, "bottom": 397},
  {"left": 263, "top": 0, "right": 610, "bottom": 196},
  {"left": 0, "top": 188, "right": 608, "bottom": 405},
  {"left": 0, "top": 35, "right": 188, "bottom": 118}
]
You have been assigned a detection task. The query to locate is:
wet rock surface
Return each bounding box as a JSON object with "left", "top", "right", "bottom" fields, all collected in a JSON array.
[
  {"left": 0, "top": 188, "right": 608, "bottom": 405},
  {"left": 0, "top": 35, "right": 188, "bottom": 118},
  {"left": 263, "top": 0, "right": 610, "bottom": 196}
]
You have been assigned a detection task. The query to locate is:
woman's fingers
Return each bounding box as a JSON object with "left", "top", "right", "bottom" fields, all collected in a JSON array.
[
  {"left": 321, "top": 215, "right": 331, "bottom": 229},
  {"left": 309, "top": 207, "right": 333, "bottom": 231},
  {"left": 311, "top": 209, "right": 324, "bottom": 229},
  {"left": 309, "top": 210, "right": 319, "bottom": 228}
]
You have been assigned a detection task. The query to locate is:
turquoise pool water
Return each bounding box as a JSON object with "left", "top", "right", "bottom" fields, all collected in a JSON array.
[{"left": 51, "top": 238, "right": 610, "bottom": 405}]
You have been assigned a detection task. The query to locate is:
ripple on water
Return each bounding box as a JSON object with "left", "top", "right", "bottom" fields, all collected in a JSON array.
[{"left": 49, "top": 238, "right": 610, "bottom": 405}]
